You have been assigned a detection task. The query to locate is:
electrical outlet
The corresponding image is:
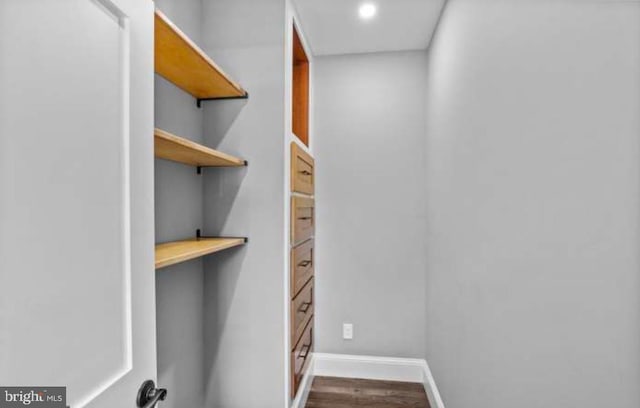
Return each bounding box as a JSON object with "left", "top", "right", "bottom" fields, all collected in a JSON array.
[{"left": 343, "top": 323, "right": 353, "bottom": 340}]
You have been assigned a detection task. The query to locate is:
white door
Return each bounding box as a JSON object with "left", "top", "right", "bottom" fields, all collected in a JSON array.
[{"left": 0, "top": 0, "right": 156, "bottom": 407}]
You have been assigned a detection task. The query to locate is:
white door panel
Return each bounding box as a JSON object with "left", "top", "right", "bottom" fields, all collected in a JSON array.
[{"left": 0, "top": 0, "right": 155, "bottom": 407}]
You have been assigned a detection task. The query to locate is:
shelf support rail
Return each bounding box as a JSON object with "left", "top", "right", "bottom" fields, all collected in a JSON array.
[
  {"left": 196, "top": 92, "right": 249, "bottom": 108},
  {"left": 196, "top": 159, "right": 249, "bottom": 174},
  {"left": 196, "top": 229, "right": 249, "bottom": 244}
]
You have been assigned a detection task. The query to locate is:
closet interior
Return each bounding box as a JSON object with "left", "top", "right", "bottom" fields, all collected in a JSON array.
[{"left": 153, "top": 2, "right": 315, "bottom": 407}]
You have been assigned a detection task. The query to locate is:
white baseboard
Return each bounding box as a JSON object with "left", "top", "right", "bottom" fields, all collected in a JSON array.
[
  {"left": 312, "top": 353, "right": 445, "bottom": 408},
  {"left": 291, "top": 354, "right": 315, "bottom": 408},
  {"left": 422, "top": 358, "right": 445, "bottom": 408}
]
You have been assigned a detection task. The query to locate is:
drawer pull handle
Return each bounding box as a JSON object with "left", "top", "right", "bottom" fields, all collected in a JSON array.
[
  {"left": 299, "top": 170, "right": 312, "bottom": 176},
  {"left": 299, "top": 344, "right": 311, "bottom": 359},
  {"left": 298, "top": 260, "right": 312, "bottom": 267},
  {"left": 298, "top": 302, "right": 312, "bottom": 313},
  {"left": 298, "top": 216, "right": 312, "bottom": 221}
]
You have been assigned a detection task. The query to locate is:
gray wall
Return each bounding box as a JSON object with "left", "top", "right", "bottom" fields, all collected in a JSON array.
[
  {"left": 201, "top": 1, "right": 287, "bottom": 407},
  {"left": 425, "top": 1, "right": 640, "bottom": 407},
  {"left": 313, "top": 51, "right": 428, "bottom": 358},
  {"left": 154, "top": 1, "right": 288, "bottom": 407},
  {"left": 154, "top": 2, "right": 205, "bottom": 408}
]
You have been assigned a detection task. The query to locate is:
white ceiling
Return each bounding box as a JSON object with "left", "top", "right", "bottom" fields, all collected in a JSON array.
[{"left": 293, "top": 0, "right": 446, "bottom": 56}]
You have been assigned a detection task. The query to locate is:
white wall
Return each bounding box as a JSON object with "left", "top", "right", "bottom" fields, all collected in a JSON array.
[
  {"left": 425, "top": 1, "right": 640, "bottom": 407},
  {"left": 200, "top": 1, "right": 287, "bottom": 407},
  {"left": 314, "top": 51, "right": 428, "bottom": 358},
  {"left": 153, "top": 1, "right": 206, "bottom": 408}
]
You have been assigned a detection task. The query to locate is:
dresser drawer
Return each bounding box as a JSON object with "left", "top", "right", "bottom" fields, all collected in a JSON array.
[
  {"left": 291, "top": 142, "right": 314, "bottom": 195},
  {"left": 291, "top": 320, "right": 313, "bottom": 397},
  {"left": 291, "top": 196, "right": 314, "bottom": 245},
  {"left": 291, "top": 280, "right": 313, "bottom": 345},
  {"left": 291, "top": 239, "right": 314, "bottom": 297}
]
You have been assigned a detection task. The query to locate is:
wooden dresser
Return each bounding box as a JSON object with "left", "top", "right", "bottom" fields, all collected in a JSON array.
[{"left": 290, "top": 142, "right": 315, "bottom": 398}]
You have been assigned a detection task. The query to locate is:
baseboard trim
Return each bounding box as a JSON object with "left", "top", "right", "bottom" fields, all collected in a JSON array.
[
  {"left": 312, "top": 353, "right": 445, "bottom": 408},
  {"left": 291, "top": 354, "right": 315, "bottom": 408},
  {"left": 422, "top": 358, "right": 445, "bottom": 408}
]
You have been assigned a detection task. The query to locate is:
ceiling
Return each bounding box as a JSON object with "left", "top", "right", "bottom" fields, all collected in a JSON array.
[{"left": 292, "top": 0, "right": 446, "bottom": 56}]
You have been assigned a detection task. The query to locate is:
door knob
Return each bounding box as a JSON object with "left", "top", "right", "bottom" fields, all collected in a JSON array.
[{"left": 137, "top": 380, "right": 167, "bottom": 408}]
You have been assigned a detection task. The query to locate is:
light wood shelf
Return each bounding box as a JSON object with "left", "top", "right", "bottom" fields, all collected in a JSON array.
[
  {"left": 155, "top": 237, "right": 246, "bottom": 269},
  {"left": 155, "top": 9, "right": 247, "bottom": 101},
  {"left": 155, "top": 128, "right": 246, "bottom": 167}
]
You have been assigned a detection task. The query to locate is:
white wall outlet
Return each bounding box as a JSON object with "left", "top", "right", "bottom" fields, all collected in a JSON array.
[{"left": 343, "top": 323, "right": 353, "bottom": 340}]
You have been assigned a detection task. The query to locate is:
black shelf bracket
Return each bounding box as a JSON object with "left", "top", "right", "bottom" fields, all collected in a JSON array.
[
  {"left": 196, "top": 92, "right": 249, "bottom": 108},
  {"left": 196, "top": 229, "right": 249, "bottom": 244},
  {"left": 196, "top": 160, "right": 248, "bottom": 175}
]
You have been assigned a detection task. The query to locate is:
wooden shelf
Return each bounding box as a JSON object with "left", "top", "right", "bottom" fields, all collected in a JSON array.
[
  {"left": 292, "top": 24, "right": 310, "bottom": 147},
  {"left": 155, "top": 237, "right": 246, "bottom": 269},
  {"left": 155, "top": 9, "right": 247, "bottom": 100},
  {"left": 154, "top": 128, "right": 246, "bottom": 167}
]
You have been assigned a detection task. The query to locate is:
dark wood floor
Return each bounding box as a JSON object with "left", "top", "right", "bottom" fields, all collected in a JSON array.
[{"left": 305, "top": 377, "right": 430, "bottom": 408}]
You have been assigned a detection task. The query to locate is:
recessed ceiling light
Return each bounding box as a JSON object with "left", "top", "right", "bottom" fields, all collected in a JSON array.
[{"left": 358, "top": 3, "right": 377, "bottom": 20}]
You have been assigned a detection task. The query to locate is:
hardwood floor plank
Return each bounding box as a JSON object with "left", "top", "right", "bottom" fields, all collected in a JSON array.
[
  {"left": 312, "top": 377, "right": 426, "bottom": 392},
  {"left": 305, "top": 377, "right": 430, "bottom": 408},
  {"left": 310, "top": 385, "right": 426, "bottom": 399}
]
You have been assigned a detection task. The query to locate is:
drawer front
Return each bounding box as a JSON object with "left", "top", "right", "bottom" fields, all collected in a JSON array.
[
  {"left": 291, "top": 280, "right": 313, "bottom": 345},
  {"left": 291, "top": 320, "right": 313, "bottom": 397},
  {"left": 291, "top": 239, "right": 314, "bottom": 297},
  {"left": 291, "top": 142, "right": 314, "bottom": 195},
  {"left": 291, "top": 196, "right": 315, "bottom": 245}
]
